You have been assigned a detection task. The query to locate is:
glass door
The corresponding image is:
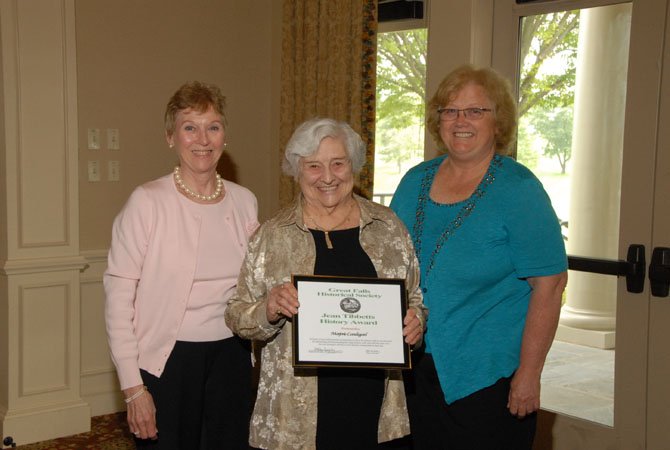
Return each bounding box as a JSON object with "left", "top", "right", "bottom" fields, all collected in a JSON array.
[{"left": 492, "top": 0, "right": 669, "bottom": 448}]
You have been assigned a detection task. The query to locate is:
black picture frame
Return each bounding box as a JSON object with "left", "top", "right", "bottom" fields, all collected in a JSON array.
[{"left": 292, "top": 275, "right": 410, "bottom": 369}]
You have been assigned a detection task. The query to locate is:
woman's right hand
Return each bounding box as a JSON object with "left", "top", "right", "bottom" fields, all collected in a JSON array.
[
  {"left": 267, "top": 282, "right": 299, "bottom": 322},
  {"left": 124, "top": 385, "right": 158, "bottom": 440}
]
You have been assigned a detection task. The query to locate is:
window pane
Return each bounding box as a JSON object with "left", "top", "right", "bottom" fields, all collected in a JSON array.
[{"left": 373, "top": 28, "right": 427, "bottom": 206}]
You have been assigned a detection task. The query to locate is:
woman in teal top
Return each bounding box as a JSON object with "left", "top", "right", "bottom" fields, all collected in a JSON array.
[{"left": 391, "top": 65, "right": 567, "bottom": 450}]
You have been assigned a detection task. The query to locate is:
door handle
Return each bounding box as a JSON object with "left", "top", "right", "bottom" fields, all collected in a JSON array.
[
  {"left": 649, "top": 247, "right": 670, "bottom": 297},
  {"left": 567, "top": 244, "right": 645, "bottom": 293},
  {"left": 625, "top": 244, "right": 646, "bottom": 293}
]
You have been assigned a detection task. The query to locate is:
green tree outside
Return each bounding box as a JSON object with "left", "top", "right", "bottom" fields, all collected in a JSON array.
[
  {"left": 517, "top": 11, "right": 579, "bottom": 172},
  {"left": 374, "top": 28, "right": 427, "bottom": 195},
  {"left": 529, "top": 107, "right": 573, "bottom": 174}
]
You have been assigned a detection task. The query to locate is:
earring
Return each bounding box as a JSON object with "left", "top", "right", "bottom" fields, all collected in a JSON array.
[
  {"left": 224, "top": 142, "right": 228, "bottom": 148},
  {"left": 169, "top": 143, "right": 174, "bottom": 148}
]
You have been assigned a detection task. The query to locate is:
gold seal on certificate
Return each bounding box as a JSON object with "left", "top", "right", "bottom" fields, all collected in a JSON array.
[{"left": 292, "top": 275, "right": 410, "bottom": 369}]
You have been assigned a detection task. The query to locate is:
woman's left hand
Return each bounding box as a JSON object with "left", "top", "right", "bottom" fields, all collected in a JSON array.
[
  {"left": 508, "top": 369, "right": 541, "bottom": 418},
  {"left": 508, "top": 272, "right": 567, "bottom": 418},
  {"left": 402, "top": 308, "right": 423, "bottom": 345}
]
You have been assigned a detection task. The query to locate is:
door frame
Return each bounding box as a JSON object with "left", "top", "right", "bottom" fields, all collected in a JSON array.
[{"left": 645, "top": 3, "right": 670, "bottom": 449}]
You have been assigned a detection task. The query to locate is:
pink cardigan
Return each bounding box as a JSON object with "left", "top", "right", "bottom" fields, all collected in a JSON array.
[{"left": 104, "top": 174, "right": 258, "bottom": 389}]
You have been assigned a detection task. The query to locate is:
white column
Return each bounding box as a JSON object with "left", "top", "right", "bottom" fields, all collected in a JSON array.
[
  {"left": 0, "top": 0, "right": 90, "bottom": 445},
  {"left": 556, "top": 4, "right": 632, "bottom": 349}
]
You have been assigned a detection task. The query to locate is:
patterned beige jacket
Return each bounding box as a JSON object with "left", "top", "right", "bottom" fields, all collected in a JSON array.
[{"left": 225, "top": 194, "right": 426, "bottom": 450}]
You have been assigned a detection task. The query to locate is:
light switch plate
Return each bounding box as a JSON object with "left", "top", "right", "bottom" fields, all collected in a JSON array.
[{"left": 87, "top": 128, "right": 101, "bottom": 150}]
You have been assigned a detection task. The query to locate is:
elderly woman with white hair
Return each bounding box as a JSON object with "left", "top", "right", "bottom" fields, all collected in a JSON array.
[{"left": 225, "top": 117, "right": 426, "bottom": 450}]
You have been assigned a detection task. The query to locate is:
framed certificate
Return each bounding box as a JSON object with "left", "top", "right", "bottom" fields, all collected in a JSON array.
[{"left": 292, "top": 275, "right": 410, "bottom": 369}]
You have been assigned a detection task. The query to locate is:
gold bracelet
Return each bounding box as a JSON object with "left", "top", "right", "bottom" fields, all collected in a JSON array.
[{"left": 124, "top": 386, "right": 147, "bottom": 404}]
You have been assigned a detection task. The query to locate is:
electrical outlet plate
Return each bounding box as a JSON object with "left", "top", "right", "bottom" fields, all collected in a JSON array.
[
  {"left": 108, "top": 160, "right": 120, "bottom": 181},
  {"left": 88, "top": 160, "right": 100, "bottom": 181},
  {"left": 87, "top": 128, "right": 101, "bottom": 150}
]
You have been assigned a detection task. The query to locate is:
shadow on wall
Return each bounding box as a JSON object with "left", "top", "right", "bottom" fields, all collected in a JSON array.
[{"left": 217, "top": 152, "right": 239, "bottom": 183}]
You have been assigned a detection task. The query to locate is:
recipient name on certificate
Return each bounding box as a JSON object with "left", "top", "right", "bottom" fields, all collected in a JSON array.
[{"left": 292, "top": 275, "right": 410, "bottom": 369}]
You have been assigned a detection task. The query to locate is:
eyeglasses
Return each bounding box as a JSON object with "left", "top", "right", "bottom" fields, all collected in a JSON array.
[{"left": 437, "top": 107, "right": 493, "bottom": 121}]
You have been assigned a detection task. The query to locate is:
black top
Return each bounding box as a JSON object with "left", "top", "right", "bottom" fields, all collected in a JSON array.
[{"left": 310, "top": 227, "right": 377, "bottom": 278}]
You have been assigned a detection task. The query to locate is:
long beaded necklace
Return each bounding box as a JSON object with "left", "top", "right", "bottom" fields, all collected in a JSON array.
[
  {"left": 173, "top": 166, "right": 224, "bottom": 202},
  {"left": 412, "top": 155, "right": 502, "bottom": 281},
  {"left": 304, "top": 200, "right": 355, "bottom": 249}
]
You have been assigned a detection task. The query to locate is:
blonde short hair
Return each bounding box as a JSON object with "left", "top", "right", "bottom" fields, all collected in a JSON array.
[
  {"left": 427, "top": 65, "right": 517, "bottom": 155},
  {"left": 164, "top": 81, "right": 226, "bottom": 136}
]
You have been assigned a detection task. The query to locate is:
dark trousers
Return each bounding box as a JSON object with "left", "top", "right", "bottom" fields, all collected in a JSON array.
[
  {"left": 137, "top": 337, "right": 252, "bottom": 450},
  {"left": 404, "top": 352, "right": 536, "bottom": 450}
]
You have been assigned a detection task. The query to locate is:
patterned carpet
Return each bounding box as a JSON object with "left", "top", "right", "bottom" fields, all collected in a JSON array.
[{"left": 13, "top": 412, "right": 134, "bottom": 449}]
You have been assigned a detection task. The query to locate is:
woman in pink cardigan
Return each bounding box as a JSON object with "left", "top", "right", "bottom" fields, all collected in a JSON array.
[{"left": 104, "top": 81, "right": 259, "bottom": 448}]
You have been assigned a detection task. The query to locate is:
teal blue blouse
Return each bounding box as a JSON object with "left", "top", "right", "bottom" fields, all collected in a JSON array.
[{"left": 391, "top": 155, "right": 567, "bottom": 403}]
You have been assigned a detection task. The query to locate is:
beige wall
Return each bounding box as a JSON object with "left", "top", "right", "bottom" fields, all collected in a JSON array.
[
  {"left": 75, "top": 0, "right": 282, "bottom": 412},
  {"left": 0, "top": 23, "right": 6, "bottom": 259},
  {"left": 76, "top": 0, "right": 282, "bottom": 250},
  {"left": 423, "top": 0, "right": 493, "bottom": 159},
  {"left": 74, "top": 0, "right": 283, "bottom": 416},
  {"left": 1, "top": 0, "right": 281, "bottom": 444}
]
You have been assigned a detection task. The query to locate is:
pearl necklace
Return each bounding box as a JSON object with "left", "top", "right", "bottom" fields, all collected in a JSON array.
[{"left": 173, "top": 166, "right": 224, "bottom": 202}]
